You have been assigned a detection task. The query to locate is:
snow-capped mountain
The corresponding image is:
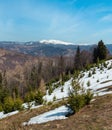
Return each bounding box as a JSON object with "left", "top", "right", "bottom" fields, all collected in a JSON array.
[{"left": 40, "top": 39, "right": 74, "bottom": 45}]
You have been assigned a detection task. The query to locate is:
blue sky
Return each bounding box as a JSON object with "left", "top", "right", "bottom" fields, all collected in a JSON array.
[{"left": 0, "top": 0, "right": 112, "bottom": 44}]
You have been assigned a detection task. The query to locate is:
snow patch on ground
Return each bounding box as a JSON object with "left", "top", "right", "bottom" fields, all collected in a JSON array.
[
  {"left": 43, "top": 79, "right": 72, "bottom": 102},
  {"left": 23, "top": 106, "right": 69, "bottom": 125},
  {"left": 79, "top": 60, "right": 112, "bottom": 96},
  {"left": 43, "top": 60, "right": 112, "bottom": 102},
  {"left": 0, "top": 111, "right": 19, "bottom": 120}
]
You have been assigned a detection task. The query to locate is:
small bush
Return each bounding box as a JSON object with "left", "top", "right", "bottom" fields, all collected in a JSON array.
[
  {"left": 87, "top": 80, "right": 90, "bottom": 87},
  {"left": 3, "top": 97, "right": 14, "bottom": 113},
  {"left": 86, "top": 65, "right": 91, "bottom": 71},
  {"left": 62, "top": 81, "right": 65, "bottom": 86},
  {"left": 84, "top": 90, "right": 93, "bottom": 105},
  {"left": 61, "top": 87, "right": 64, "bottom": 92},
  {"left": 53, "top": 84, "right": 59, "bottom": 89},
  {"left": 67, "top": 80, "right": 93, "bottom": 115},
  {"left": 88, "top": 71, "right": 92, "bottom": 77},
  {"left": 14, "top": 98, "right": 23, "bottom": 111},
  {"left": 3, "top": 96, "right": 23, "bottom": 113},
  {"left": 53, "top": 95, "right": 56, "bottom": 101},
  {"left": 97, "top": 79, "right": 99, "bottom": 82},
  {"left": 0, "top": 104, "right": 3, "bottom": 112},
  {"left": 35, "top": 91, "right": 43, "bottom": 105},
  {"left": 92, "top": 68, "right": 96, "bottom": 74},
  {"left": 62, "top": 75, "right": 69, "bottom": 82},
  {"left": 68, "top": 93, "right": 85, "bottom": 113},
  {"left": 48, "top": 86, "right": 53, "bottom": 95},
  {"left": 73, "top": 71, "right": 80, "bottom": 79},
  {"left": 100, "top": 66, "right": 103, "bottom": 71},
  {"left": 47, "top": 101, "right": 52, "bottom": 105},
  {"left": 97, "top": 64, "right": 100, "bottom": 69},
  {"left": 24, "top": 90, "right": 44, "bottom": 107},
  {"left": 24, "top": 91, "right": 35, "bottom": 102}
]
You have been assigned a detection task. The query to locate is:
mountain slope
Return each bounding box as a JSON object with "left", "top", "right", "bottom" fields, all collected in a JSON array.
[
  {"left": 0, "top": 48, "right": 34, "bottom": 71},
  {"left": 24, "top": 95, "right": 112, "bottom": 130},
  {"left": 0, "top": 59, "right": 112, "bottom": 130},
  {"left": 0, "top": 94, "right": 112, "bottom": 130}
]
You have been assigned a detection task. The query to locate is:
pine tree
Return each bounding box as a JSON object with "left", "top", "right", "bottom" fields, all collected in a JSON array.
[
  {"left": 74, "top": 46, "right": 82, "bottom": 70},
  {"left": 93, "top": 40, "right": 107, "bottom": 63},
  {"left": 97, "top": 40, "right": 107, "bottom": 60},
  {"left": 93, "top": 47, "right": 98, "bottom": 63}
]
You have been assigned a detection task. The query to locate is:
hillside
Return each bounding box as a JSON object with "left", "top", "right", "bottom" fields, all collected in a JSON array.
[
  {"left": 0, "top": 94, "right": 112, "bottom": 130},
  {"left": 0, "top": 48, "right": 35, "bottom": 71},
  {"left": 24, "top": 94, "right": 112, "bottom": 130},
  {"left": 0, "top": 60, "right": 112, "bottom": 130}
]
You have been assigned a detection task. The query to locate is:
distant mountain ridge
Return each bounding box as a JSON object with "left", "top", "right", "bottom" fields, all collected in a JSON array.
[{"left": 0, "top": 40, "right": 111, "bottom": 56}]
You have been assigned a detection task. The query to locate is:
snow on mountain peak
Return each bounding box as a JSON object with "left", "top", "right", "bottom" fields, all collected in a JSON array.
[{"left": 40, "top": 40, "right": 74, "bottom": 45}]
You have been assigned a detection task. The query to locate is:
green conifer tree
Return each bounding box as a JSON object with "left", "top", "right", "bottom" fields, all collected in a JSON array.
[
  {"left": 75, "top": 46, "right": 82, "bottom": 70},
  {"left": 93, "top": 40, "right": 107, "bottom": 63},
  {"left": 97, "top": 40, "right": 107, "bottom": 60}
]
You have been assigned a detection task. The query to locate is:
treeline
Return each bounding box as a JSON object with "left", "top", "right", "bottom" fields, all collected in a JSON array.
[
  {"left": 0, "top": 40, "right": 109, "bottom": 113},
  {"left": 74, "top": 40, "right": 108, "bottom": 70}
]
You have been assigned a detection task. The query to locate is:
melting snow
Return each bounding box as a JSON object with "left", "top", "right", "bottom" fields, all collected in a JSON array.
[
  {"left": 43, "top": 79, "right": 72, "bottom": 102},
  {"left": 23, "top": 106, "right": 69, "bottom": 125},
  {"left": 44, "top": 60, "right": 112, "bottom": 102},
  {"left": 0, "top": 111, "right": 18, "bottom": 120},
  {"left": 79, "top": 60, "right": 112, "bottom": 96}
]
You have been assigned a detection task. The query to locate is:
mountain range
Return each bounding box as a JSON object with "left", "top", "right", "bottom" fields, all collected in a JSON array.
[{"left": 0, "top": 40, "right": 112, "bottom": 56}]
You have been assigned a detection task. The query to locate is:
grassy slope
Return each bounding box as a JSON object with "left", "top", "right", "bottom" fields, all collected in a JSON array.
[{"left": 0, "top": 94, "right": 112, "bottom": 130}]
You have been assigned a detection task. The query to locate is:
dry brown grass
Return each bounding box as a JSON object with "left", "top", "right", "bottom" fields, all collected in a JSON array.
[
  {"left": 0, "top": 94, "right": 112, "bottom": 130},
  {"left": 0, "top": 100, "right": 67, "bottom": 130}
]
